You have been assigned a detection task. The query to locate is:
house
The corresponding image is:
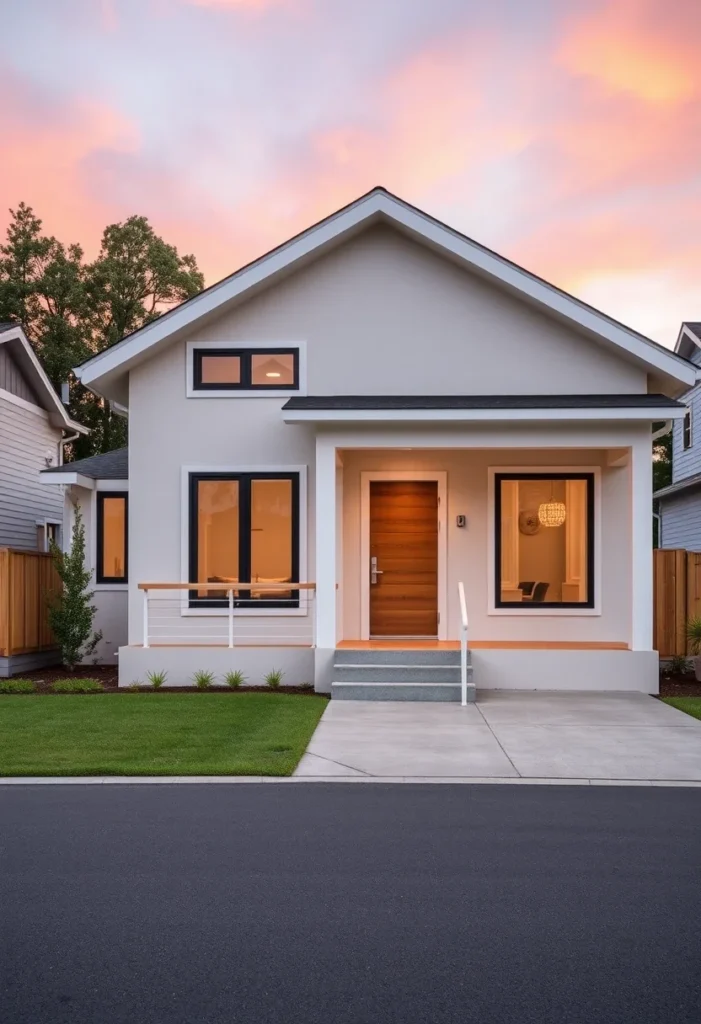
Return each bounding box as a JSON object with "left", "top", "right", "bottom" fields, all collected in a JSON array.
[
  {"left": 51, "top": 188, "right": 696, "bottom": 696},
  {"left": 655, "top": 322, "right": 701, "bottom": 549},
  {"left": 41, "top": 447, "right": 128, "bottom": 665},
  {"left": 0, "top": 323, "right": 88, "bottom": 676}
]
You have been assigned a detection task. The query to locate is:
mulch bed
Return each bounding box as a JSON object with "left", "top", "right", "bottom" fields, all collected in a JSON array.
[
  {"left": 9, "top": 666, "right": 325, "bottom": 697},
  {"left": 659, "top": 674, "right": 701, "bottom": 697}
]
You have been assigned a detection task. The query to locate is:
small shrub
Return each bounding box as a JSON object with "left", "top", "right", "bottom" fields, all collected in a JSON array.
[
  {"left": 193, "top": 669, "right": 215, "bottom": 690},
  {"left": 224, "top": 669, "right": 246, "bottom": 689},
  {"left": 299, "top": 682, "right": 314, "bottom": 691},
  {"left": 668, "top": 654, "right": 691, "bottom": 677},
  {"left": 50, "top": 678, "right": 103, "bottom": 694},
  {"left": 147, "top": 669, "right": 168, "bottom": 689},
  {"left": 126, "top": 681, "right": 142, "bottom": 692},
  {"left": 0, "top": 678, "right": 36, "bottom": 694},
  {"left": 265, "top": 668, "right": 284, "bottom": 690}
]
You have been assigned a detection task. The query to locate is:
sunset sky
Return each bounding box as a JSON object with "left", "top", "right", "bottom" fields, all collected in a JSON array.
[{"left": 1, "top": 0, "right": 699, "bottom": 346}]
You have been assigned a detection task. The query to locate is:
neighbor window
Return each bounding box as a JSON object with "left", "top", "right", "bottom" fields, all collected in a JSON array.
[
  {"left": 192, "top": 348, "right": 298, "bottom": 391},
  {"left": 684, "top": 408, "right": 692, "bottom": 450},
  {"left": 97, "top": 493, "right": 128, "bottom": 583},
  {"left": 189, "top": 472, "right": 299, "bottom": 606},
  {"left": 495, "top": 473, "right": 594, "bottom": 608}
]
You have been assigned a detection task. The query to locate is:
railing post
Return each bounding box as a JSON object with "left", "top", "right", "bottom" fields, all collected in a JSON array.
[
  {"left": 311, "top": 589, "right": 317, "bottom": 648},
  {"left": 143, "top": 588, "right": 150, "bottom": 649},
  {"left": 228, "top": 589, "right": 235, "bottom": 649},
  {"left": 461, "top": 624, "right": 467, "bottom": 706}
]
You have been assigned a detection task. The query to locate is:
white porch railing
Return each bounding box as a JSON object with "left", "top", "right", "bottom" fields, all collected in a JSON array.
[
  {"left": 458, "top": 581, "right": 469, "bottom": 706},
  {"left": 138, "top": 583, "right": 316, "bottom": 648}
]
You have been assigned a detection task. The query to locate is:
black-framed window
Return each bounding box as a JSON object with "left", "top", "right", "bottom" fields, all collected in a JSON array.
[
  {"left": 494, "top": 473, "right": 595, "bottom": 609},
  {"left": 189, "top": 472, "right": 300, "bottom": 608},
  {"left": 192, "top": 348, "right": 299, "bottom": 391},
  {"left": 683, "top": 408, "right": 692, "bottom": 450},
  {"left": 96, "top": 493, "right": 128, "bottom": 584}
]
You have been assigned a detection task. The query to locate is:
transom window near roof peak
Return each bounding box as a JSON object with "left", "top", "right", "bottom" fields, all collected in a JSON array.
[{"left": 193, "top": 347, "right": 299, "bottom": 391}]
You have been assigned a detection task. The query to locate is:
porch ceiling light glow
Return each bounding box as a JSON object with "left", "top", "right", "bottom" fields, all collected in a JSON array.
[{"left": 538, "top": 501, "right": 566, "bottom": 527}]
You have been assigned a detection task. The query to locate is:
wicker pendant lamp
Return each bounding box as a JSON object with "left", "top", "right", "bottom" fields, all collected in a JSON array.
[{"left": 538, "top": 482, "right": 566, "bottom": 527}]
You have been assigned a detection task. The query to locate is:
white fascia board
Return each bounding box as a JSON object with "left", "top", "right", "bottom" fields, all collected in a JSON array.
[
  {"left": 40, "top": 472, "right": 95, "bottom": 489},
  {"left": 76, "top": 193, "right": 387, "bottom": 385},
  {"left": 74, "top": 189, "right": 696, "bottom": 391},
  {"left": 282, "top": 406, "right": 687, "bottom": 425},
  {"left": 1, "top": 326, "right": 90, "bottom": 432}
]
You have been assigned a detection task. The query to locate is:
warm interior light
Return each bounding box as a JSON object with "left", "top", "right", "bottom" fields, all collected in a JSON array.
[
  {"left": 265, "top": 371, "right": 281, "bottom": 378},
  {"left": 538, "top": 501, "right": 566, "bottom": 527}
]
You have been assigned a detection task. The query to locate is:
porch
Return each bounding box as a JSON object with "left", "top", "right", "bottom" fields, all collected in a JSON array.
[{"left": 120, "top": 430, "right": 658, "bottom": 695}]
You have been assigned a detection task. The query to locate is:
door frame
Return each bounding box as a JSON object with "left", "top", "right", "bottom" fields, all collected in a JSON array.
[{"left": 360, "top": 471, "right": 448, "bottom": 641}]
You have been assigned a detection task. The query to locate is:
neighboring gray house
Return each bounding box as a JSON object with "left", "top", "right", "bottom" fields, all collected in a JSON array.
[
  {"left": 0, "top": 323, "right": 87, "bottom": 551},
  {"left": 656, "top": 323, "right": 701, "bottom": 549},
  {"left": 67, "top": 187, "right": 696, "bottom": 696}
]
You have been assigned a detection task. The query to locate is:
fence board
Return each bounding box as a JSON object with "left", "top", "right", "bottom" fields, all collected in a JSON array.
[
  {"left": 0, "top": 548, "right": 60, "bottom": 656},
  {"left": 654, "top": 548, "right": 701, "bottom": 656}
]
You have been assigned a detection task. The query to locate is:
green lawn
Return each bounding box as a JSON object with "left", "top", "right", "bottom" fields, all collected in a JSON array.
[
  {"left": 0, "top": 693, "right": 327, "bottom": 777},
  {"left": 662, "top": 697, "right": 701, "bottom": 722}
]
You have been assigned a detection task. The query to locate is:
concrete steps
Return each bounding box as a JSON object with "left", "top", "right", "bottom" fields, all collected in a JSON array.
[{"left": 331, "top": 647, "right": 475, "bottom": 702}]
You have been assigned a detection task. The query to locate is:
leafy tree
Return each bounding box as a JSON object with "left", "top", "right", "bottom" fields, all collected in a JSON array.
[
  {"left": 86, "top": 215, "right": 204, "bottom": 348},
  {"left": 0, "top": 205, "right": 204, "bottom": 459},
  {"left": 47, "top": 506, "right": 102, "bottom": 669},
  {"left": 653, "top": 424, "right": 673, "bottom": 548}
]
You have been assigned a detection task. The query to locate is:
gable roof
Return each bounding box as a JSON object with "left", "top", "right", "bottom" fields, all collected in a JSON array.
[
  {"left": 0, "top": 323, "right": 88, "bottom": 433},
  {"left": 676, "top": 322, "right": 701, "bottom": 362},
  {"left": 75, "top": 187, "right": 698, "bottom": 404}
]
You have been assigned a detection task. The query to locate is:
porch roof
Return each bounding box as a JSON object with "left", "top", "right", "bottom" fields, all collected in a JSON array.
[{"left": 282, "top": 393, "right": 684, "bottom": 424}]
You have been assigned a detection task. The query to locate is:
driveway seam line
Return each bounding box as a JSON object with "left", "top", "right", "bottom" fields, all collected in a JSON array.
[
  {"left": 302, "top": 751, "right": 374, "bottom": 776},
  {"left": 474, "top": 705, "right": 522, "bottom": 777}
]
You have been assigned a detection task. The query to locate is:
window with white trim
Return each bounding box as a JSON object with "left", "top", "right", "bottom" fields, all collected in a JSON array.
[
  {"left": 683, "top": 407, "right": 692, "bottom": 450},
  {"left": 192, "top": 348, "right": 299, "bottom": 392}
]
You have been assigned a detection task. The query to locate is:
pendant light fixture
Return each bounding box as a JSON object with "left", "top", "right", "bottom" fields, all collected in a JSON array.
[{"left": 538, "top": 481, "right": 566, "bottom": 527}]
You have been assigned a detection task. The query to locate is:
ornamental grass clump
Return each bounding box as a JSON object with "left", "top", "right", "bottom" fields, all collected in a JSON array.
[
  {"left": 265, "top": 669, "right": 284, "bottom": 690},
  {"left": 224, "top": 670, "right": 246, "bottom": 689},
  {"left": 146, "top": 670, "right": 167, "bottom": 689},
  {"left": 193, "top": 669, "right": 215, "bottom": 690}
]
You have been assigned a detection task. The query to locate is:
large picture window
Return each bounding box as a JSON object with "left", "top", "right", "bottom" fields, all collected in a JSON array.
[
  {"left": 495, "top": 473, "right": 594, "bottom": 609},
  {"left": 189, "top": 472, "right": 299, "bottom": 607},
  {"left": 192, "top": 348, "right": 299, "bottom": 391},
  {"left": 96, "top": 493, "right": 128, "bottom": 584}
]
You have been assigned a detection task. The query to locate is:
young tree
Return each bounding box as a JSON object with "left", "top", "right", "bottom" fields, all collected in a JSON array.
[{"left": 47, "top": 506, "right": 102, "bottom": 669}]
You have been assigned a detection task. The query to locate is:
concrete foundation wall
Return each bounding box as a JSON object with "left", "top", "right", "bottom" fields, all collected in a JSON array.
[
  {"left": 0, "top": 649, "right": 60, "bottom": 678},
  {"left": 118, "top": 645, "right": 314, "bottom": 687},
  {"left": 471, "top": 649, "right": 659, "bottom": 694}
]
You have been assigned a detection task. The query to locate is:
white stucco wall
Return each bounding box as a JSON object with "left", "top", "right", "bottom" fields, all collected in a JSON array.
[{"left": 121, "top": 223, "right": 654, "bottom": 685}]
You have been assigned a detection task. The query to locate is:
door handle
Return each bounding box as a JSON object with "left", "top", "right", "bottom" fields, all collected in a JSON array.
[{"left": 370, "top": 556, "right": 384, "bottom": 585}]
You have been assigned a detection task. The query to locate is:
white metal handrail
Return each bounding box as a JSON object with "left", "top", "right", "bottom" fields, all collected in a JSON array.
[
  {"left": 139, "top": 582, "right": 316, "bottom": 649},
  {"left": 458, "top": 581, "right": 469, "bottom": 706}
]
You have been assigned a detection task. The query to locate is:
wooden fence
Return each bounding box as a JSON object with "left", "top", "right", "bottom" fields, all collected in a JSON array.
[
  {"left": 653, "top": 548, "right": 701, "bottom": 656},
  {"left": 0, "top": 548, "right": 60, "bottom": 657}
]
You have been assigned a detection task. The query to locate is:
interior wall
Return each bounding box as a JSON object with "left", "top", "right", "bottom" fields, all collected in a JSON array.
[{"left": 340, "top": 448, "right": 631, "bottom": 643}]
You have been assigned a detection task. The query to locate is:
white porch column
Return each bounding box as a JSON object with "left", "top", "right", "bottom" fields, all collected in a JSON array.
[
  {"left": 630, "top": 434, "right": 653, "bottom": 650},
  {"left": 314, "top": 437, "right": 337, "bottom": 689}
]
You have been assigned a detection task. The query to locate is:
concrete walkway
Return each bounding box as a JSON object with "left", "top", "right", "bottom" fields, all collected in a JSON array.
[{"left": 294, "top": 691, "right": 701, "bottom": 782}]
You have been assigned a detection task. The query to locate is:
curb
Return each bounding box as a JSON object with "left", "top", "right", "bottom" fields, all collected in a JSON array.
[{"left": 1, "top": 776, "right": 701, "bottom": 787}]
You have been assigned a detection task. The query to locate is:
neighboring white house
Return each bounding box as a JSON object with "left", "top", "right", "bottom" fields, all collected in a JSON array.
[
  {"left": 0, "top": 323, "right": 89, "bottom": 675},
  {"left": 65, "top": 188, "right": 697, "bottom": 696},
  {"left": 656, "top": 322, "right": 701, "bottom": 549}
]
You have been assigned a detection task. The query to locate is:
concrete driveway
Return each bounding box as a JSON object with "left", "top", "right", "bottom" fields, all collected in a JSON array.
[{"left": 294, "top": 691, "right": 701, "bottom": 783}]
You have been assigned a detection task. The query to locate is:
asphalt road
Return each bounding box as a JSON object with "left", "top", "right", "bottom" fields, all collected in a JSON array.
[{"left": 1, "top": 783, "right": 700, "bottom": 1024}]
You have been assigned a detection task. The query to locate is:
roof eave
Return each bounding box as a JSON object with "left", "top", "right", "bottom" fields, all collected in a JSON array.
[{"left": 282, "top": 406, "right": 687, "bottom": 425}]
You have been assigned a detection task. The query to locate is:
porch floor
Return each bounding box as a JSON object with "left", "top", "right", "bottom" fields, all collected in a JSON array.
[{"left": 337, "top": 640, "right": 629, "bottom": 651}]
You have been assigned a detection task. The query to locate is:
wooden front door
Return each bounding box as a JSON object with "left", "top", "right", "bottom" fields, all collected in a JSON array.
[{"left": 369, "top": 480, "right": 438, "bottom": 637}]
